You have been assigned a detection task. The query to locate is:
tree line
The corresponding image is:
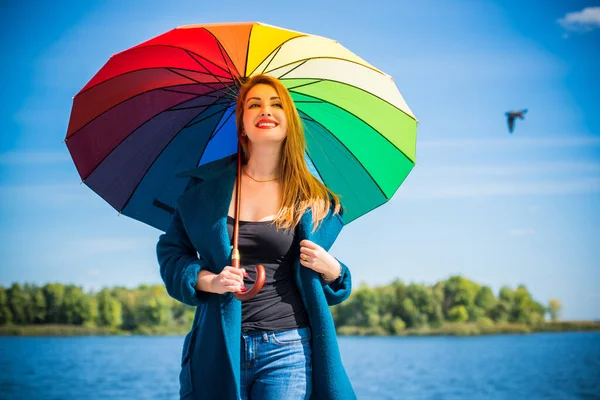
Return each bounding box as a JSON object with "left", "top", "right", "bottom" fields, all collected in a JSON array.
[
  {"left": 332, "top": 276, "right": 562, "bottom": 335},
  {"left": 0, "top": 276, "right": 562, "bottom": 334}
]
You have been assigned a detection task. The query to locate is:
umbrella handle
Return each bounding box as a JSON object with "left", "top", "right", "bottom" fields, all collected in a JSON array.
[
  {"left": 231, "top": 144, "right": 266, "bottom": 301},
  {"left": 233, "top": 258, "right": 266, "bottom": 301}
]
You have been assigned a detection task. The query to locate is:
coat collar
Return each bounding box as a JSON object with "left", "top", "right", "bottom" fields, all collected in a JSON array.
[{"left": 175, "top": 155, "right": 343, "bottom": 272}]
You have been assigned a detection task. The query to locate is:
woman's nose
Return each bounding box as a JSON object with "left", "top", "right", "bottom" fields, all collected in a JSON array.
[{"left": 260, "top": 107, "right": 271, "bottom": 117}]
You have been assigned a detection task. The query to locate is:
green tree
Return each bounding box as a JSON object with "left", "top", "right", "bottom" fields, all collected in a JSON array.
[
  {"left": 443, "top": 276, "right": 480, "bottom": 318},
  {"left": 30, "top": 286, "right": 47, "bottom": 323},
  {"left": 86, "top": 296, "right": 99, "bottom": 327},
  {"left": 475, "top": 286, "right": 496, "bottom": 310},
  {"left": 489, "top": 301, "right": 510, "bottom": 323},
  {"left": 8, "top": 283, "right": 30, "bottom": 324},
  {"left": 0, "top": 287, "right": 13, "bottom": 324},
  {"left": 380, "top": 313, "right": 406, "bottom": 334},
  {"left": 379, "top": 279, "right": 408, "bottom": 322},
  {"left": 406, "top": 284, "right": 440, "bottom": 327},
  {"left": 112, "top": 287, "right": 139, "bottom": 330},
  {"left": 97, "top": 289, "right": 122, "bottom": 328},
  {"left": 547, "top": 298, "right": 562, "bottom": 322},
  {"left": 466, "top": 305, "right": 485, "bottom": 322},
  {"left": 447, "top": 305, "right": 469, "bottom": 322},
  {"left": 43, "top": 284, "right": 65, "bottom": 324},
  {"left": 510, "top": 285, "right": 545, "bottom": 325},
  {"left": 335, "top": 283, "right": 380, "bottom": 327},
  {"left": 468, "top": 285, "right": 497, "bottom": 322},
  {"left": 65, "top": 286, "right": 94, "bottom": 325},
  {"left": 137, "top": 286, "right": 174, "bottom": 326},
  {"left": 499, "top": 286, "right": 514, "bottom": 304}
]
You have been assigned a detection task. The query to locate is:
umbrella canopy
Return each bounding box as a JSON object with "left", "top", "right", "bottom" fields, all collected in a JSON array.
[{"left": 66, "top": 22, "right": 417, "bottom": 231}]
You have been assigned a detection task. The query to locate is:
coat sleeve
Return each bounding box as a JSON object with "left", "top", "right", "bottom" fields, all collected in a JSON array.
[
  {"left": 156, "top": 208, "right": 211, "bottom": 306},
  {"left": 320, "top": 258, "right": 352, "bottom": 306}
]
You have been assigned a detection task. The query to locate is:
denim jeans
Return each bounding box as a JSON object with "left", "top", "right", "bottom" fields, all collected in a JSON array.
[{"left": 239, "top": 327, "right": 312, "bottom": 400}]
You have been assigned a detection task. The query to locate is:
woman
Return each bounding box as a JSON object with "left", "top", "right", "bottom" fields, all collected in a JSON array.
[{"left": 157, "top": 75, "right": 355, "bottom": 400}]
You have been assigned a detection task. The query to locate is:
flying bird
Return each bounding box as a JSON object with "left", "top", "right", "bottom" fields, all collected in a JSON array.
[{"left": 505, "top": 109, "right": 527, "bottom": 133}]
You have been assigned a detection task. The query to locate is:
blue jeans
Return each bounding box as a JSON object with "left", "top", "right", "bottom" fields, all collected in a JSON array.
[{"left": 239, "top": 327, "right": 312, "bottom": 400}]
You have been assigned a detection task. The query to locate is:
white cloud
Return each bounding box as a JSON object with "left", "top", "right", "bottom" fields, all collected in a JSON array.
[
  {"left": 558, "top": 7, "right": 600, "bottom": 34},
  {"left": 88, "top": 269, "right": 100, "bottom": 277},
  {"left": 0, "top": 151, "right": 71, "bottom": 165},
  {"left": 404, "top": 161, "right": 600, "bottom": 200},
  {"left": 416, "top": 162, "right": 600, "bottom": 178},
  {"left": 419, "top": 136, "right": 600, "bottom": 149},
  {"left": 71, "top": 237, "right": 152, "bottom": 255},
  {"left": 509, "top": 228, "right": 535, "bottom": 236},
  {"left": 400, "top": 178, "right": 600, "bottom": 200},
  {"left": 0, "top": 183, "right": 96, "bottom": 205}
]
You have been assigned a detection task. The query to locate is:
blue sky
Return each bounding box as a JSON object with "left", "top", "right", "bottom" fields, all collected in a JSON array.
[{"left": 1, "top": 1, "right": 598, "bottom": 320}]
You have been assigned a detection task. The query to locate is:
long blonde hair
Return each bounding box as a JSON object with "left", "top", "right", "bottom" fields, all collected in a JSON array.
[{"left": 235, "top": 75, "right": 341, "bottom": 230}]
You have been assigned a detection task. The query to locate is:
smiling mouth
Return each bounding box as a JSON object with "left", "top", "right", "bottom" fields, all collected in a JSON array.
[{"left": 256, "top": 122, "right": 278, "bottom": 128}]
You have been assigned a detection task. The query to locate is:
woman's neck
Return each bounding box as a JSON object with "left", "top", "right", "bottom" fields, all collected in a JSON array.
[{"left": 245, "top": 145, "right": 282, "bottom": 180}]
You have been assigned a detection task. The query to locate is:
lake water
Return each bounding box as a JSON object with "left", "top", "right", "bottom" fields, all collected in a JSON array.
[{"left": 1, "top": 332, "right": 599, "bottom": 399}]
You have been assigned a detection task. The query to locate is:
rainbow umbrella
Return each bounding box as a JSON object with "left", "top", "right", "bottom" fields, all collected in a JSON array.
[{"left": 65, "top": 22, "right": 417, "bottom": 231}]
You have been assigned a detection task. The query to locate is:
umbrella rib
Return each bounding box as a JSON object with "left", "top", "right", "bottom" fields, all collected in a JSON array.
[
  {"left": 201, "top": 27, "right": 242, "bottom": 84},
  {"left": 217, "top": 43, "right": 240, "bottom": 87},
  {"left": 286, "top": 77, "right": 417, "bottom": 124},
  {"left": 242, "top": 24, "right": 254, "bottom": 79},
  {"left": 291, "top": 87, "right": 413, "bottom": 166},
  {"left": 77, "top": 51, "right": 233, "bottom": 97},
  {"left": 117, "top": 103, "right": 234, "bottom": 214},
  {"left": 301, "top": 114, "right": 374, "bottom": 216},
  {"left": 181, "top": 49, "right": 238, "bottom": 101},
  {"left": 264, "top": 56, "right": 385, "bottom": 78},
  {"left": 273, "top": 59, "right": 307, "bottom": 80},
  {"left": 161, "top": 87, "right": 231, "bottom": 98},
  {"left": 73, "top": 68, "right": 232, "bottom": 109},
  {"left": 297, "top": 109, "right": 389, "bottom": 202},
  {"left": 183, "top": 102, "right": 233, "bottom": 130},
  {"left": 75, "top": 67, "right": 232, "bottom": 101},
  {"left": 245, "top": 34, "right": 308, "bottom": 78},
  {"left": 68, "top": 80, "right": 234, "bottom": 140},
  {"left": 207, "top": 105, "right": 236, "bottom": 140},
  {"left": 186, "top": 104, "right": 237, "bottom": 181},
  {"left": 167, "top": 67, "right": 237, "bottom": 100},
  {"left": 80, "top": 94, "right": 229, "bottom": 182},
  {"left": 257, "top": 46, "right": 282, "bottom": 76},
  {"left": 140, "top": 44, "right": 233, "bottom": 77},
  {"left": 170, "top": 100, "right": 232, "bottom": 112},
  {"left": 176, "top": 55, "right": 237, "bottom": 102}
]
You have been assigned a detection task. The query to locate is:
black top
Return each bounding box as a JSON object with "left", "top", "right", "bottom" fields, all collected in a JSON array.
[{"left": 227, "top": 216, "right": 310, "bottom": 332}]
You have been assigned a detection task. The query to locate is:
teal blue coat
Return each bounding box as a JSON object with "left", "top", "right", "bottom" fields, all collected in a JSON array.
[{"left": 157, "top": 156, "right": 356, "bottom": 399}]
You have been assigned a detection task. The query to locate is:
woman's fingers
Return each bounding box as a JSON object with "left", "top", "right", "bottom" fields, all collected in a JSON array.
[
  {"left": 217, "top": 277, "right": 245, "bottom": 293},
  {"left": 299, "top": 239, "right": 318, "bottom": 249},
  {"left": 216, "top": 266, "right": 250, "bottom": 293},
  {"left": 224, "top": 266, "right": 245, "bottom": 277},
  {"left": 300, "top": 247, "right": 316, "bottom": 259},
  {"left": 222, "top": 266, "right": 246, "bottom": 283}
]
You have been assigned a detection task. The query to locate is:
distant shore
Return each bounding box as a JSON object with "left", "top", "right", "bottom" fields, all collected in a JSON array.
[
  {"left": 336, "top": 321, "right": 600, "bottom": 336},
  {"left": 1, "top": 321, "right": 599, "bottom": 337}
]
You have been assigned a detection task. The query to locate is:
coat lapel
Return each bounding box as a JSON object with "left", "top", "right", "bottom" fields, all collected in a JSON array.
[
  {"left": 175, "top": 157, "right": 345, "bottom": 398},
  {"left": 297, "top": 205, "right": 345, "bottom": 252},
  {"left": 176, "top": 155, "right": 237, "bottom": 274}
]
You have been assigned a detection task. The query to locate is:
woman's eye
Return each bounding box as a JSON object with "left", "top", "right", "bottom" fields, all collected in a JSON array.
[
  {"left": 248, "top": 104, "right": 259, "bottom": 108},
  {"left": 272, "top": 103, "right": 283, "bottom": 108}
]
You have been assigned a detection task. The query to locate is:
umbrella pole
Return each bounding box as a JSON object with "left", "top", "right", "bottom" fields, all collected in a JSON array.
[{"left": 233, "top": 144, "right": 266, "bottom": 301}]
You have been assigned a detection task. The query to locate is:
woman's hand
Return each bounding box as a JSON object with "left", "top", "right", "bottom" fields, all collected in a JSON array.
[
  {"left": 299, "top": 239, "right": 341, "bottom": 280},
  {"left": 198, "top": 267, "right": 247, "bottom": 294}
]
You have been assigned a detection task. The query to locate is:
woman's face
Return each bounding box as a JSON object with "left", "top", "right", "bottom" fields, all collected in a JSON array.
[{"left": 242, "top": 83, "right": 288, "bottom": 146}]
